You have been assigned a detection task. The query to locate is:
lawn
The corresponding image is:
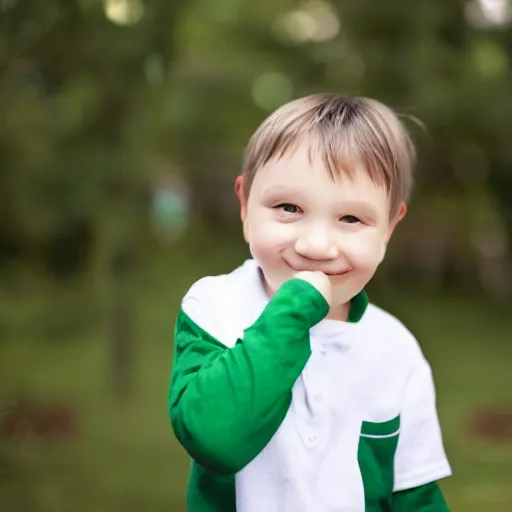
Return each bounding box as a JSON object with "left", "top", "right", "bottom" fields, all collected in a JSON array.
[{"left": 1, "top": 235, "right": 511, "bottom": 511}]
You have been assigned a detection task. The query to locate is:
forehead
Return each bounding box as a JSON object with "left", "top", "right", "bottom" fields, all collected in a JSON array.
[{"left": 250, "top": 144, "right": 390, "bottom": 207}]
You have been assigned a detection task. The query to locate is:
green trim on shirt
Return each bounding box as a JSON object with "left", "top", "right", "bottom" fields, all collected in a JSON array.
[
  {"left": 361, "top": 415, "right": 400, "bottom": 437},
  {"left": 358, "top": 416, "right": 400, "bottom": 510},
  {"left": 348, "top": 289, "right": 369, "bottom": 323},
  {"left": 392, "top": 482, "right": 450, "bottom": 511}
]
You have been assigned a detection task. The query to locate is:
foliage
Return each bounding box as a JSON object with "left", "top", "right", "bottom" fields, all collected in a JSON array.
[{"left": 1, "top": 1, "right": 511, "bottom": 291}]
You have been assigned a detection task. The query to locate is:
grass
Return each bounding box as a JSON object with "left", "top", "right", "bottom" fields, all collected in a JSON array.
[{"left": 0, "top": 234, "right": 511, "bottom": 511}]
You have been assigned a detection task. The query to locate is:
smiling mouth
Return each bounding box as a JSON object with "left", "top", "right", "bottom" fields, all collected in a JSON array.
[
  {"left": 324, "top": 270, "right": 350, "bottom": 276},
  {"left": 285, "top": 261, "right": 350, "bottom": 276}
]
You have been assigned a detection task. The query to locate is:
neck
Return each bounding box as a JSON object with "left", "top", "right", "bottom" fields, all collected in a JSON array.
[{"left": 326, "top": 302, "right": 350, "bottom": 322}]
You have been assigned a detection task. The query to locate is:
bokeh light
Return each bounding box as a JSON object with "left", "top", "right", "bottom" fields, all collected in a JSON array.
[{"left": 104, "top": 0, "right": 144, "bottom": 26}]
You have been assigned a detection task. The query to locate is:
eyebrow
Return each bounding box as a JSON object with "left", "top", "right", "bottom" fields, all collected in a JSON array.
[
  {"left": 260, "top": 184, "right": 300, "bottom": 200},
  {"left": 341, "top": 200, "right": 379, "bottom": 217}
]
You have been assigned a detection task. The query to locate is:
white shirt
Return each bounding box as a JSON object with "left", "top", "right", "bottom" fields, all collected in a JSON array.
[{"left": 182, "top": 259, "right": 452, "bottom": 512}]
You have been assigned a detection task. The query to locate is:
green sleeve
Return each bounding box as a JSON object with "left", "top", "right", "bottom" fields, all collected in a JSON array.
[
  {"left": 168, "top": 278, "right": 329, "bottom": 475},
  {"left": 392, "top": 482, "right": 450, "bottom": 511}
]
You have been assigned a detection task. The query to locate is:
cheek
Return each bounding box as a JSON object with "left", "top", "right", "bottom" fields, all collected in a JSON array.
[
  {"left": 248, "top": 220, "right": 294, "bottom": 256},
  {"left": 247, "top": 221, "right": 296, "bottom": 290},
  {"left": 340, "top": 232, "right": 386, "bottom": 270}
]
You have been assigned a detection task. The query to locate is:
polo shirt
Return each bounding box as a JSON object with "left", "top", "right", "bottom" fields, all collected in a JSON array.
[{"left": 169, "top": 259, "right": 451, "bottom": 511}]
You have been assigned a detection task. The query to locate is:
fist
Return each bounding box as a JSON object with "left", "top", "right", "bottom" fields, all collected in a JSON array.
[{"left": 293, "top": 271, "right": 332, "bottom": 306}]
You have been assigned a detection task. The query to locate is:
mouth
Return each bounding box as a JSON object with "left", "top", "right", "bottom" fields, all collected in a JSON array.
[
  {"left": 285, "top": 261, "right": 350, "bottom": 277},
  {"left": 324, "top": 270, "right": 350, "bottom": 277}
]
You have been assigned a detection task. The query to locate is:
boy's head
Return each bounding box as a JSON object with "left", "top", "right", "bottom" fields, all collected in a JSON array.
[{"left": 235, "top": 93, "right": 415, "bottom": 316}]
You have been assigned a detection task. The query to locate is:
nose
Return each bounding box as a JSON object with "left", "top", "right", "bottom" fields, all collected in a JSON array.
[{"left": 295, "top": 228, "right": 339, "bottom": 261}]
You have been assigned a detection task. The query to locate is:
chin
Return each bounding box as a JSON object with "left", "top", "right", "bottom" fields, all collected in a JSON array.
[
  {"left": 332, "top": 275, "right": 366, "bottom": 302},
  {"left": 257, "top": 269, "right": 280, "bottom": 296}
]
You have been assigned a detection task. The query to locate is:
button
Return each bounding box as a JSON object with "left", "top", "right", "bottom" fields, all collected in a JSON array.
[
  {"left": 306, "top": 435, "right": 319, "bottom": 447},
  {"left": 314, "top": 394, "right": 323, "bottom": 403}
]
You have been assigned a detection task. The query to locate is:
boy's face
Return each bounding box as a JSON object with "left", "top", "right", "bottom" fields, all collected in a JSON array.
[{"left": 236, "top": 143, "right": 406, "bottom": 314}]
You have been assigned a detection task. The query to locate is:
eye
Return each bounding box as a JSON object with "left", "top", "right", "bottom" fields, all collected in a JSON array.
[
  {"left": 276, "top": 203, "right": 302, "bottom": 214},
  {"left": 340, "top": 215, "right": 361, "bottom": 224}
]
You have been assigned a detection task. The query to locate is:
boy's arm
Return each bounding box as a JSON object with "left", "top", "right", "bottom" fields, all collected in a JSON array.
[
  {"left": 393, "top": 345, "right": 452, "bottom": 505},
  {"left": 392, "top": 481, "right": 450, "bottom": 511},
  {"left": 168, "top": 278, "right": 329, "bottom": 475}
]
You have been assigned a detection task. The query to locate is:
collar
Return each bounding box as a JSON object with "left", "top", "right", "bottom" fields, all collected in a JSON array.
[{"left": 347, "top": 289, "right": 369, "bottom": 323}]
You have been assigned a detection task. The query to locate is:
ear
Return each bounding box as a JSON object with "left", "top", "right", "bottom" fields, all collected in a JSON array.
[
  {"left": 234, "top": 176, "right": 250, "bottom": 243},
  {"left": 386, "top": 202, "right": 407, "bottom": 243},
  {"left": 234, "top": 176, "right": 247, "bottom": 222}
]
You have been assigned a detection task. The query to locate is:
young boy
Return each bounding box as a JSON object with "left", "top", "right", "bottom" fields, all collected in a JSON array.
[{"left": 168, "top": 93, "right": 452, "bottom": 511}]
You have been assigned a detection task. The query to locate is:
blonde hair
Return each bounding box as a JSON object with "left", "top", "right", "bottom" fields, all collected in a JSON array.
[{"left": 242, "top": 93, "right": 416, "bottom": 217}]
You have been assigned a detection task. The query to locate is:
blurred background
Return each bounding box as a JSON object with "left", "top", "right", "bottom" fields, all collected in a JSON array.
[{"left": 0, "top": 0, "right": 511, "bottom": 510}]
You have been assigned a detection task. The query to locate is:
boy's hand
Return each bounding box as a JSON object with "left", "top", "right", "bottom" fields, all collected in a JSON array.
[{"left": 293, "top": 271, "right": 332, "bottom": 306}]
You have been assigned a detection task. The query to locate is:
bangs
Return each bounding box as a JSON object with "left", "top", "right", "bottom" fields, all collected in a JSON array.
[{"left": 306, "top": 122, "right": 392, "bottom": 192}]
